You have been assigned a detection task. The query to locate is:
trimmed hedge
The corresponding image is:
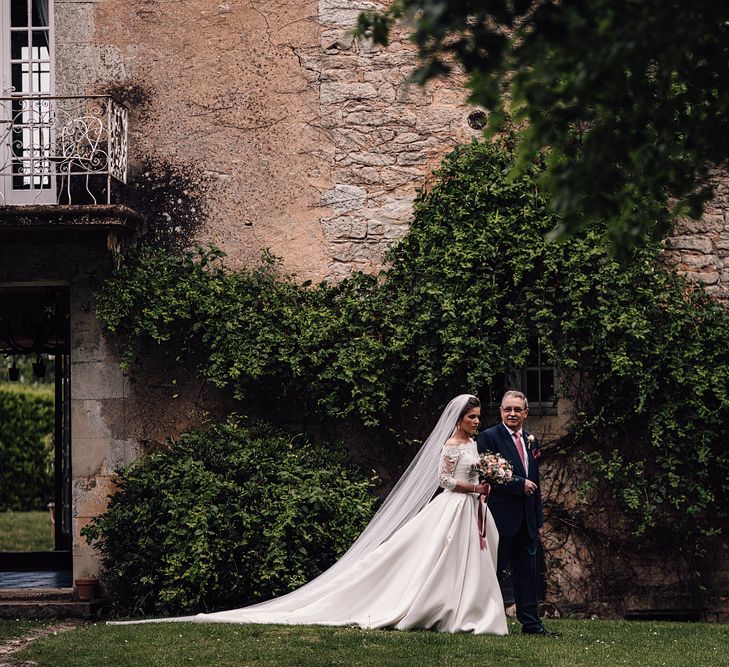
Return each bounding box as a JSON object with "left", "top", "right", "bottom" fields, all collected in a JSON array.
[
  {"left": 82, "top": 419, "right": 376, "bottom": 617},
  {"left": 0, "top": 385, "right": 54, "bottom": 512}
]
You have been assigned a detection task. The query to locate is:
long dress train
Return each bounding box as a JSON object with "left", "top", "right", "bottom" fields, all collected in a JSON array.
[{"left": 115, "top": 440, "right": 507, "bottom": 635}]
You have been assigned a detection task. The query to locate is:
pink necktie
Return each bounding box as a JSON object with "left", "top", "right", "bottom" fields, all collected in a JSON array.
[{"left": 514, "top": 431, "right": 527, "bottom": 471}]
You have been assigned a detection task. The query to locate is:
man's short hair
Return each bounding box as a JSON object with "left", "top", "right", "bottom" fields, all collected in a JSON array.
[{"left": 501, "top": 390, "right": 529, "bottom": 409}]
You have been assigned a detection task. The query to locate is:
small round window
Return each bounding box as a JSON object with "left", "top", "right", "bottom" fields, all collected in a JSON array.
[{"left": 467, "top": 111, "right": 487, "bottom": 130}]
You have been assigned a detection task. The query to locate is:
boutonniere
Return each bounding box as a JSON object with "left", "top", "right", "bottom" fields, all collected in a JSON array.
[{"left": 526, "top": 433, "right": 542, "bottom": 459}]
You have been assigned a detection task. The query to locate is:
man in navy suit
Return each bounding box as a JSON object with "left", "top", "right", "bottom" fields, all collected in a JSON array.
[{"left": 477, "top": 390, "right": 559, "bottom": 636}]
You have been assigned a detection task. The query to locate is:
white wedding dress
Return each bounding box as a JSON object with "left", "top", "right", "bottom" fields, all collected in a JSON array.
[{"left": 127, "top": 440, "right": 507, "bottom": 634}]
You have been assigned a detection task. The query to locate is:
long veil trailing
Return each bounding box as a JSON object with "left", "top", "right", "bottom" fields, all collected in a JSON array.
[{"left": 111, "top": 394, "right": 475, "bottom": 625}]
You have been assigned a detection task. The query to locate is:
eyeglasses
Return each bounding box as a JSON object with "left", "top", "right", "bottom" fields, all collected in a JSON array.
[{"left": 500, "top": 406, "right": 526, "bottom": 414}]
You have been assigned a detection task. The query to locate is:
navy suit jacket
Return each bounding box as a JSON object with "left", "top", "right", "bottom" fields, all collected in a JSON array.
[{"left": 476, "top": 422, "right": 544, "bottom": 540}]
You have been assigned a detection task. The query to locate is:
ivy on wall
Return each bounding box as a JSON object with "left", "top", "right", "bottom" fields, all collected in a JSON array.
[{"left": 96, "top": 140, "right": 729, "bottom": 556}]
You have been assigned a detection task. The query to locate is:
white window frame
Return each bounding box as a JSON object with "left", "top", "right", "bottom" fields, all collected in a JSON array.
[{"left": 1, "top": 0, "right": 56, "bottom": 205}]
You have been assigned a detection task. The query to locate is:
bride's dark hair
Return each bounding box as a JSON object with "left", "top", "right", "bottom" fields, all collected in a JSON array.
[{"left": 457, "top": 396, "right": 480, "bottom": 422}]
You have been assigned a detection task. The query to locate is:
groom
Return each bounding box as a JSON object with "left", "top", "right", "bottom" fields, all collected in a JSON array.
[{"left": 477, "top": 390, "right": 559, "bottom": 636}]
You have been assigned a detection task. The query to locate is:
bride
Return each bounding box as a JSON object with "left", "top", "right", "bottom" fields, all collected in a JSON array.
[{"left": 112, "top": 394, "right": 508, "bottom": 635}]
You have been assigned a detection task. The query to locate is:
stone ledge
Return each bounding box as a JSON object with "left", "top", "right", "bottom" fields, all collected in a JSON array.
[
  {"left": 0, "top": 204, "right": 144, "bottom": 231},
  {"left": 0, "top": 597, "right": 106, "bottom": 619}
]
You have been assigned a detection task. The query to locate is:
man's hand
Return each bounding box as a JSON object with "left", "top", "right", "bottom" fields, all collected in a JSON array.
[{"left": 524, "top": 480, "right": 538, "bottom": 496}]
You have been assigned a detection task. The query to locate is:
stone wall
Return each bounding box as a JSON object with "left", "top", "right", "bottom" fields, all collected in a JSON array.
[
  {"left": 51, "top": 0, "right": 483, "bottom": 280},
  {"left": 664, "top": 173, "right": 729, "bottom": 305},
  {"left": 312, "top": 0, "right": 482, "bottom": 278}
]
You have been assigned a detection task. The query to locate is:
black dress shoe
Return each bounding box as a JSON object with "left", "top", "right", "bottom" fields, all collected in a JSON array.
[{"left": 523, "top": 627, "right": 562, "bottom": 637}]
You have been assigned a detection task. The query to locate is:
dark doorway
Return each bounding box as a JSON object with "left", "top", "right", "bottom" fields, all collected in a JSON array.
[{"left": 0, "top": 286, "right": 72, "bottom": 586}]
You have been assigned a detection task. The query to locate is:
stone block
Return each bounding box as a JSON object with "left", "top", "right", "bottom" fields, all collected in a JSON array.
[
  {"left": 701, "top": 213, "right": 725, "bottom": 228},
  {"left": 72, "top": 554, "right": 101, "bottom": 581},
  {"left": 321, "top": 217, "right": 368, "bottom": 239},
  {"left": 344, "top": 152, "right": 397, "bottom": 167},
  {"left": 680, "top": 254, "right": 716, "bottom": 270},
  {"left": 352, "top": 242, "right": 388, "bottom": 263},
  {"left": 666, "top": 236, "right": 714, "bottom": 252},
  {"left": 320, "top": 82, "right": 378, "bottom": 105},
  {"left": 331, "top": 242, "right": 356, "bottom": 262},
  {"left": 334, "top": 165, "right": 384, "bottom": 185},
  {"left": 320, "top": 184, "right": 367, "bottom": 212},
  {"left": 320, "top": 1, "right": 377, "bottom": 27},
  {"left": 717, "top": 234, "right": 729, "bottom": 251},
  {"left": 378, "top": 83, "right": 397, "bottom": 103},
  {"left": 71, "top": 361, "right": 128, "bottom": 400},
  {"left": 73, "top": 475, "right": 118, "bottom": 518},
  {"left": 71, "top": 400, "right": 112, "bottom": 442},
  {"left": 414, "top": 106, "right": 460, "bottom": 132},
  {"left": 367, "top": 221, "right": 386, "bottom": 236},
  {"left": 75, "top": 435, "right": 132, "bottom": 478},
  {"left": 327, "top": 262, "right": 355, "bottom": 280},
  {"left": 72, "top": 436, "right": 111, "bottom": 478},
  {"left": 377, "top": 198, "right": 414, "bottom": 220},
  {"left": 55, "top": 1, "right": 95, "bottom": 44},
  {"left": 72, "top": 517, "right": 98, "bottom": 556},
  {"left": 683, "top": 271, "right": 719, "bottom": 285},
  {"left": 320, "top": 29, "right": 354, "bottom": 51},
  {"left": 397, "top": 151, "right": 428, "bottom": 165},
  {"left": 393, "top": 132, "right": 420, "bottom": 144}
]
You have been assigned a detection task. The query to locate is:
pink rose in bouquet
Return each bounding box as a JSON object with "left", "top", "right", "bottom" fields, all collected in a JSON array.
[{"left": 472, "top": 452, "right": 514, "bottom": 484}]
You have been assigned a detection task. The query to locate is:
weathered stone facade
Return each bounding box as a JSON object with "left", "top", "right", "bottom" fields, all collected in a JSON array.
[
  {"left": 52, "top": 0, "right": 481, "bottom": 280},
  {"left": 2, "top": 0, "right": 726, "bottom": 617}
]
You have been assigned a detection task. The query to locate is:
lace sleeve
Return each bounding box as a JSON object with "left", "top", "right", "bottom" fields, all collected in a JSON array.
[{"left": 439, "top": 446, "right": 461, "bottom": 490}]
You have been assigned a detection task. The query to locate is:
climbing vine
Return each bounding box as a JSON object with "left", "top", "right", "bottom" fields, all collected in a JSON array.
[{"left": 97, "top": 140, "right": 729, "bottom": 553}]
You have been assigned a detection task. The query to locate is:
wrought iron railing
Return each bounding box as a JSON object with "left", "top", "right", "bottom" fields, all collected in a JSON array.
[{"left": 0, "top": 95, "right": 128, "bottom": 206}]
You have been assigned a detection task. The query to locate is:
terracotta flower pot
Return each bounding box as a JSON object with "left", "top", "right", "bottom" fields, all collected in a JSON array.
[{"left": 74, "top": 577, "right": 99, "bottom": 601}]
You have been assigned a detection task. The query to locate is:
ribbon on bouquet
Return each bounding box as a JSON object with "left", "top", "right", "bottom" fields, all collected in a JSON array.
[{"left": 476, "top": 483, "right": 491, "bottom": 550}]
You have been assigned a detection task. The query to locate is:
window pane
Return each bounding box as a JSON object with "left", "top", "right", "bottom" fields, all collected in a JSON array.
[
  {"left": 11, "top": 0, "right": 28, "bottom": 27},
  {"left": 32, "top": 30, "right": 50, "bottom": 55},
  {"left": 525, "top": 368, "right": 556, "bottom": 404},
  {"left": 540, "top": 369, "right": 555, "bottom": 403},
  {"left": 11, "top": 31, "right": 29, "bottom": 60},
  {"left": 30, "top": 62, "right": 51, "bottom": 93},
  {"left": 11, "top": 63, "right": 27, "bottom": 94},
  {"left": 31, "top": 0, "right": 49, "bottom": 27},
  {"left": 525, "top": 370, "right": 541, "bottom": 403}
]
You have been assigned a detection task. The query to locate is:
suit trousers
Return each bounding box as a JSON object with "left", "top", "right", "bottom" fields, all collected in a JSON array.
[{"left": 497, "top": 519, "right": 542, "bottom": 632}]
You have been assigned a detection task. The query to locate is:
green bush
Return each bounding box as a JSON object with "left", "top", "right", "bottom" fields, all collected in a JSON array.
[
  {"left": 82, "top": 419, "right": 376, "bottom": 616},
  {"left": 0, "top": 385, "right": 54, "bottom": 511}
]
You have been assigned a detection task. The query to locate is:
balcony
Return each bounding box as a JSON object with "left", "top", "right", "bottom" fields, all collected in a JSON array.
[{"left": 0, "top": 95, "right": 127, "bottom": 206}]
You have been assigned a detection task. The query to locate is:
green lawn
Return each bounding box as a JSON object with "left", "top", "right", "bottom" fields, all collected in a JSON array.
[
  {"left": 0, "top": 510, "right": 54, "bottom": 551},
  {"left": 0, "top": 619, "right": 52, "bottom": 642},
  {"left": 13, "top": 619, "right": 729, "bottom": 667}
]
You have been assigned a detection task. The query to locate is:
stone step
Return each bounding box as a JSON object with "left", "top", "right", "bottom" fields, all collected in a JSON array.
[
  {"left": 0, "top": 587, "right": 73, "bottom": 601},
  {"left": 0, "top": 597, "right": 106, "bottom": 619}
]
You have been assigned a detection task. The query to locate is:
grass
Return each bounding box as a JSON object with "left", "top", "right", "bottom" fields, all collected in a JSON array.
[
  {"left": 11, "top": 619, "right": 729, "bottom": 667},
  {"left": 0, "top": 619, "right": 52, "bottom": 642},
  {"left": 0, "top": 510, "right": 54, "bottom": 551}
]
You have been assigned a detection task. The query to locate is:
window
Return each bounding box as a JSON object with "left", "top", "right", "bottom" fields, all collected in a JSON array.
[
  {"left": 494, "top": 339, "right": 558, "bottom": 417},
  {"left": 1, "top": 0, "right": 56, "bottom": 204},
  {"left": 521, "top": 338, "right": 557, "bottom": 416}
]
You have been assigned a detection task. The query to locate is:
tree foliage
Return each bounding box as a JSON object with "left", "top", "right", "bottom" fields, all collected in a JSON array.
[
  {"left": 82, "top": 419, "right": 376, "bottom": 616},
  {"left": 96, "top": 140, "right": 729, "bottom": 563},
  {"left": 357, "top": 0, "right": 729, "bottom": 256}
]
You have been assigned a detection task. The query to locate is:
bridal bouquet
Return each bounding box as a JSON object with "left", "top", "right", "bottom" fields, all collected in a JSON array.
[{"left": 472, "top": 452, "right": 514, "bottom": 484}]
